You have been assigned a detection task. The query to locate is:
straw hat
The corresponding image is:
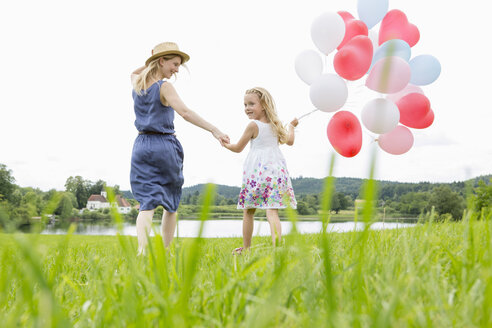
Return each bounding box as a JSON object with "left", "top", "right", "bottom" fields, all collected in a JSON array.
[{"left": 145, "top": 42, "right": 190, "bottom": 66}]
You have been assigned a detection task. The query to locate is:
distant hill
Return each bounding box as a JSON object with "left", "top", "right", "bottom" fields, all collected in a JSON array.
[
  {"left": 122, "top": 174, "right": 492, "bottom": 201},
  {"left": 177, "top": 177, "right": 369, "bottom": 201},
  {"left": 469, "top": 174, "right": 492, "bottom": 186},
  {"left": 181, "top": 184, "right": 240, "bottom": 199},
  {"left": 122, "top": 190, "right": 135, "bottom": 200},
  {"left": 122, "top": 184, "right": 241, "bottom": 200},
  {"left": 291, "top": 176, "right": 365, "bottom": 199}
]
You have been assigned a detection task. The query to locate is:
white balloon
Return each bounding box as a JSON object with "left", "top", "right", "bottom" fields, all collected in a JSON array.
[
  {"left": 311, "top": 12, "right": 345, "bottom": 55},
  {"left": 309, "top": 74, "right": 348, "bottom": 112},
  {"left": 295, "top": 50, "right": 323, "bottom": 85},
  {"left": 361, "top": 98, "right": 400, "bottom": 134}
]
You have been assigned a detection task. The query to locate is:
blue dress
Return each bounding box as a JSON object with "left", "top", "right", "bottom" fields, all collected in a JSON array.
[{"left": 130, "top": 80, "right": 184, "bottom": 212}]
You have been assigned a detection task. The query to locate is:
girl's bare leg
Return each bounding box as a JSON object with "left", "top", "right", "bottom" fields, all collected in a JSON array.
[
  {"left": 266, "top": 209, "right": 282, "bottom": 246},
  {"left": 136, "top": 209, "right": 154, "bottom": 255},
  {"left": 243, "top": 209, "right": 256, "bottom": 248},
  {"left": 161, "top": 210, "right": 177, "bottom": 248}
]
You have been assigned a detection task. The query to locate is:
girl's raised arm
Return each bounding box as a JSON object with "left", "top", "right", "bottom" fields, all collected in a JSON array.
[
  {"left": 224, "top": 121, "right": 258, "bottom": 153},
  {"left": 286, "top": 118, "right": 298, "bottom": 146}
]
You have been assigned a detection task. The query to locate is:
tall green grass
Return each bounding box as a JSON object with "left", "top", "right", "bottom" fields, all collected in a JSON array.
[{"left": 1, "top": 160, "right": 491, "bottom": 326}]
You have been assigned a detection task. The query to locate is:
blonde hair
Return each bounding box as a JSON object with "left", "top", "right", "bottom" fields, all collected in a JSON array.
[
  {"left": 245, "top": 87, "right": 288, "bottom": 144},
  {"left": 132, "top": 54, "right": 186, "bottom": 96}
]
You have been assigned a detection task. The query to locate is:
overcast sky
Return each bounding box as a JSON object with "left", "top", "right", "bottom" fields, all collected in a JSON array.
[{"left": 1, "top": 0, "right": 491, "bottom": 192}]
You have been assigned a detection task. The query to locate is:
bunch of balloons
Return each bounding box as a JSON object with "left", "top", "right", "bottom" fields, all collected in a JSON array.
[{"left": 295, "top": 0, "right": 441, "bottom": 157}]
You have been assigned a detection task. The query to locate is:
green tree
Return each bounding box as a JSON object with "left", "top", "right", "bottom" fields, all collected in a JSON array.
[
  {"left": 21, "top": 190, "right": 44, "bottom": 216},
  {"left": 0, "top": 203, "right": 9, "bottom": 230},
  {"left": 337, "top": 192, "right": 351, "bottom": 211},
  {"left": 296, "top": 201, "right": 311, "bottom": 215},
  {"left": 43, "top": 188, "right": 58, "bottom": 202},
  {"left": 65, "top": 176, "right": 90, "bottom": 209},
  {"left": 9, "top": 189, "right": 23, "bottom": 207},
  {"left": 55, "top": 192, "right": 74, "bottom": 220},
  {"left": 182, "top": 193, "right": 191, "bottom": 204},
  {"left": 330, "top": 192, "right": 350, "bottom": 214},
  {"left": 294, "top": 195, "right": 316, "bottom": 215},
  {"left": 398, "top": 192, "right": 431, "bottom": 216},
  {"left": 112, "top": 185, "right": 121, "bottom": 196},
  {"left": 430, "top": 186, "right": 465, "bottom": 220},
  {"left": 126, "top": 208, "right": 139, "bottom": 221},
  {"left": 471, "top": 180, "right": 492, "bottom": 217},
  {"left": 215, "top": 194, "right": 226, "bottom": 206},
  {"left": 87, "top": 179, "right": 106, "bottom": 198},
  {"left": 190, "top": 191, "right": 200, "bottom": 205},
  {"left": 10, "top": 205, "right": 33, "bottom": 228},
  {"left": 0, "top": 164, "right": 15, "bottom": 201},
  {"left": 305, "top": 194, "right": 319, "bottom": 212},
  {"left": 331, "top": 193, "right": 341, "bottom": 214}
]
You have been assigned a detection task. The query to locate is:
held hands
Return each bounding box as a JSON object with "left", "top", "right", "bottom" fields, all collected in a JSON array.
[
  {"left": 219, "top": 134, "right": 230, "bottom": 147},
  {"left": 212, "top": 130, "right": 230, "bottom": 147}
]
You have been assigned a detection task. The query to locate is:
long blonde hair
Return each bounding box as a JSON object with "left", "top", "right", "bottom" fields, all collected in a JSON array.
[
  {"left": 246, "top": 87, "right": 288, "bottom": 144},
  {"left": 132, "top": 54, "right": 185, "bottom": 96}
]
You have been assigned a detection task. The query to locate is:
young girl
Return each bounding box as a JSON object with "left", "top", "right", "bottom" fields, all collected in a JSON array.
[{"left": 224, "top": 87, "right": 298, "bottom": 253}]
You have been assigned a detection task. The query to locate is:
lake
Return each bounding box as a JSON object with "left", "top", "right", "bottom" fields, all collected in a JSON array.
[{"left": 41, "top": 219, "right": 415, "bottom": 238}]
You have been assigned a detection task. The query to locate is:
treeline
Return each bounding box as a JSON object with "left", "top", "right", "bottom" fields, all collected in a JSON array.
[
  {"left": 179, "top": 175, "right": 492, "bottom": 220},
  {"left": 1, "top": 162, "right": 492, "bottom": 231},
  {"left": 0, "top": 164, "right": 138, "bottom": 231}
]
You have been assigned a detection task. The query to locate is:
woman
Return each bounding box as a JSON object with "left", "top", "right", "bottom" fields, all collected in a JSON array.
[{"left": 131, "top": 42, "right": 229, "bottom": 254}]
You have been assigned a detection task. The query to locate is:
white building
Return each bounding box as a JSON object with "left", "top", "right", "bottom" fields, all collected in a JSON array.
[{"left": 86, "top": 191, "right": 132, "bottom": 214}]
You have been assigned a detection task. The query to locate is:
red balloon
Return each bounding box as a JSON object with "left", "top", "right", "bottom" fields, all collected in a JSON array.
[
  {"left": 412, "top": 108, "right": 434, "bottom": 129},
  {"left": 337, "top": 11, "right": 369, "bottom": 50},
  {"left": 396, "top": 93, "right": 431, "bottom": 128},
  {"left": 334, "top": 35, "right": 373, "bottom": 80},
  {"left": 327, "top": 111, "right": 363, "bottom": 157},
  {"left": 379, "top": 9, "right": 420, "bottom": 47}
]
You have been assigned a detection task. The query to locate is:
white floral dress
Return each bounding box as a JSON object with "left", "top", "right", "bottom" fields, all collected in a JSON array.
[{"left": 237, "top": 120, "right": 297, "bottom": 209}]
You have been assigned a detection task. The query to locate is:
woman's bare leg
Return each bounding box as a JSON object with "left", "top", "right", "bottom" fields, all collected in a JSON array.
[
  {"left": 161, "top": 210, "right": 177, "bottom": 248},
  {"left": 136, "top": 209, "right": 154, "bottom": 255},
  {"left": 266, "top": 209, "right": 282, "bottom": 246},
  {"left": 243, "top": 209, "right": 256, "bottom": 249}
]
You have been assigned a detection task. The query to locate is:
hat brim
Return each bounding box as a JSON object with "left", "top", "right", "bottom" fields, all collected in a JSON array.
[{"left": 145, "top": 50, "right": 190, "bottom": 66}]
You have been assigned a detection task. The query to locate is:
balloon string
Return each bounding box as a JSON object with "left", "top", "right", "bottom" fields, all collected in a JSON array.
[
  {"left": 365, "top": 132, "right": 378, "bottom": 144},
  {"left": 298, "top": 109, "right": 319, "bottom": 120}
]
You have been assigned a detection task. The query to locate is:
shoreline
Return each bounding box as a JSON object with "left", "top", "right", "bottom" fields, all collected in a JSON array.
[{"left": 176, "top": 216, "right": 419, "bottom": 223}]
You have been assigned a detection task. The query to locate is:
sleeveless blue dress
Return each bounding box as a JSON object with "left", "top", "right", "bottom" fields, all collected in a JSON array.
[{"left": 130, "top": 80, "right": 184, "bottom": 212}]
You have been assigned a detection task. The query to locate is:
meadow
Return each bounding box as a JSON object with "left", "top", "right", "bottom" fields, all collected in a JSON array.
[
  {"left": 1, "top": 192, "right": 491, "bottom": 327},
  {"left": 1, "top": 152, "right": 491, "bottom": 328}
]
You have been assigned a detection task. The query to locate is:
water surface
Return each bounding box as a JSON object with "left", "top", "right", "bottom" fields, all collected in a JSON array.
[{"left": 41, "top": 219, "right": 415, "bottom": 238}]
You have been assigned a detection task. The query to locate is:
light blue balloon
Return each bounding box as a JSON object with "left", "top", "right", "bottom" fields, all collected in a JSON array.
[
  {"left": 367, "top": 39, "right": 411, "bottom": 74},
  {"left": 409, "top": 55, "right": 441, "bottom": 85},
  {"left": 357, "top": 0, "right": 389, "bottom": 29}
]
